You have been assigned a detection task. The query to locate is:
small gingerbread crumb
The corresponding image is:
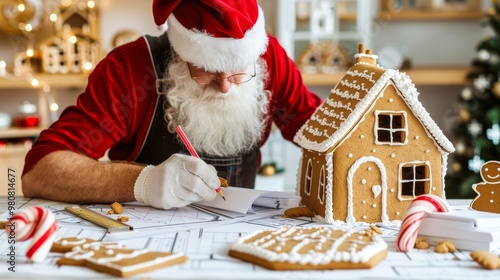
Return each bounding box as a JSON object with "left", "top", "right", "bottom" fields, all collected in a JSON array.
[
  {"left": 282, "top": 206, "right": 315, "bottom": 218},
  {"left": 434, "top": 240, "right": 456, "bottom": 253},
  {"left": 369, "top": 225, "right": 383, "bottom": 235},
  {"left": 110, "top": 202, "right": 124, "bottom": 214},
  {"left": 218, "top": 177, "right": 228, "bottom": 188},
  {"left": 0, "top": 221, "right": 7, "bottom": 230},
  {"left": 471, "top": 250, "right": 500, "bottom": 270},
  {"left": 107, "top": 209, "right": 115, "bottom": 215},
  {"left": 117, "top": 216, "right": 129, "bottom": 222},
  {"left": 414, "top": 237, "right": 430, "bottom": 249}
]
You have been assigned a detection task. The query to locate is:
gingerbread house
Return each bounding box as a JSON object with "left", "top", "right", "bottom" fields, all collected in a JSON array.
[
  {"left": 297, "top": 41, "right": 350, "bottom": 74},
  {"left": 39, "top": 1, "right": 100, "bottom": 74},
  {"left": 293, "top": 44, "right": 455, "bottom": 224}
]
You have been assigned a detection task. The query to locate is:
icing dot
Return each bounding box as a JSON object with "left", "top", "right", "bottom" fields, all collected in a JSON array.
[
  {"left": 360, "top": 135, "right": 365, "bottom": 138},
  {"left": 490, "top": 200, "right": 494, "bottom": 203},
  {"left": 389, "top": 98, "right": 394, "bottom": 102},
  {"left": 390, "top": 188, "right": 395, "bottom": 192},
  {"left": 372, "top": 204, "right": 377, "bottom": 208},
  {"left": 396, "top": 212, "right": 400, "bottom": 215},
  {"left": 372, "top": 149, "right": 376, "bottom": 153},
  {"left": 492, "top": 191, "right": 495, "bottom": 194},
  {"left": 363, "top": 215, "right": 367, "bottom": 219},
  {"left": 348, "top": 154, "right": 353, "bottom": 158},
  {"left": 368, "top": 167, "right": 372, "bottom": 171},
  {"left": 425, "top": 150, "right": 430, "bottom": 153},
  {"left": 415, "top": 135, "right": 419, "bottom": 140},
  {"left": 361, "top": 179, "right": 367, "bottom": 184},
  {"left": 362, "top": 200, "right": 366, "bottom": 204},
  {"left": 432, "top": 187, "right": 436, "bottom": 191},
  {"left": 391, "top": 153, "right": 396, "bottom": 158}
]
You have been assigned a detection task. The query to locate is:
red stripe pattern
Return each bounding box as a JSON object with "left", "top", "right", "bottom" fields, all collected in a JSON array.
[
  {"left": 396, "top": 194, "right": 451, "bottom": 252},
  {"left": 7, "top": 206, "right": 57, "bottom": 262}
]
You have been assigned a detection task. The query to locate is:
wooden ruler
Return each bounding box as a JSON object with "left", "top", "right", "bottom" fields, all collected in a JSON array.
[{"left": 65, "top": 205, "right": 133, "bottom": 233}]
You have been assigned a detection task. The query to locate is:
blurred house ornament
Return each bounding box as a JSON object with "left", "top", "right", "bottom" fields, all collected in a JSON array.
[
  {"left": 13, "top": 49, "right": 42, "bottom": 76},
  {"left": 0, "top": 0, "right": 44, "bottom": 34},
  {"left": 297, "top": 41, "right": 350, "bottom": 74},
  {"left": 39, "top": 1, "right": 101, "bottom": 74}
]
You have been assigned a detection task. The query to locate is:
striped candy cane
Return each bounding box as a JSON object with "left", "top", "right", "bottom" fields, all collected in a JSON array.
[
  {"left": 396, "top": 194, "right": 451, "bottom": 252},
  {"left": 7, "top": 206, "right": 57, "bottom": 262}
]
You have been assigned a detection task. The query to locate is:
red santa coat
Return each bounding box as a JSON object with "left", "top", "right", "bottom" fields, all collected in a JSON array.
[{"left": 23, "top": 35, "right": 322, "bottom": 175}]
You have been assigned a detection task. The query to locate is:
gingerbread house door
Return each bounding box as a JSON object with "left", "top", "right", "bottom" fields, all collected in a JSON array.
[{"left": 346, "top": 156, "right": 389, "bottom": 223}]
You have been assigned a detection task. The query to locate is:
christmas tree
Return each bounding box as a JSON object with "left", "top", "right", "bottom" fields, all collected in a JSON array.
[{"left": 446, "top": 4, "right": 500, "bottom": 199}]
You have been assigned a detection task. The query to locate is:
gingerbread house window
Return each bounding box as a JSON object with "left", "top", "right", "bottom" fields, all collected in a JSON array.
[
  {"left": 375, "top": 111, "right": 408, "bottom": 145},
  {"left": 304, "top": 160, "right": 313, "bottom": 196},
  {"left": 318, "top": 166, "right": 326, "bottom": 204},
  {"left": 399, "top": 162, "right": 431, "bottom": 200}
]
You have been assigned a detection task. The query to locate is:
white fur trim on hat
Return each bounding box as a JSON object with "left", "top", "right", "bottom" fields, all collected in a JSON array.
[{"left": 166, "top": 6, "right": 269, "bottom": 73}]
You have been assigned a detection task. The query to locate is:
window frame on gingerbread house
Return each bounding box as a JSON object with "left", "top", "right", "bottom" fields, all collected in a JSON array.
[
  {"left": 318, "top": 165, "right": 326, "bottom": 204},
  {"left": 304, "top": 159, "right": 313, "bottom": 196},
  {"left": 398, "top": 161, "right": 432, "bottom": 201},
  {"left": 374, "top": 110, "right": 408, "bottom": 145}
]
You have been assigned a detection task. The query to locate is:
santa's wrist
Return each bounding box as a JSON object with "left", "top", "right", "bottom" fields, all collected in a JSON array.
[{"left": 133, "top": 165, "right": 155, "bottom": 204}]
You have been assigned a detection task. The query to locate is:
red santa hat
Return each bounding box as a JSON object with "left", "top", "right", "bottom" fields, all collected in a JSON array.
[{"left": 152, "top": 0, "right": 269, "bottom": 73}]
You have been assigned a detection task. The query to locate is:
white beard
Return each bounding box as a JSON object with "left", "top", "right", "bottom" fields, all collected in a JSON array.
[{"left": 163, "top": 60, "right": 269, "bottom": 157}]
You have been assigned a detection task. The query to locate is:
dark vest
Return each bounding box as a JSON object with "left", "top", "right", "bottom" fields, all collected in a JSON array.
[{"left": 134, "top": 33, "right": 259, "bottom": 188}]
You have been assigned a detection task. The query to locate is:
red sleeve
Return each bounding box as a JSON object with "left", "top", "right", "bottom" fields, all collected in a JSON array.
[
  {"left": 23, "top": 37, "right": 157, "bottom": 175},
  {"left": 262, "top": 35, "right": 322, "bottom": 143}
]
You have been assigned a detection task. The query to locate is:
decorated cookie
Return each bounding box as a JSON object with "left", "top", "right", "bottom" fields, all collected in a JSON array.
[
  {"left": 54, "top": 239, "right": 188, "bottom": 277},
  {"left": 51, "top": 237, "right": 124, "bottom": 253},
  {"left": 228, "top": 226, "right": 387, "bottom": 270},
  {"left": 470, "top": 160, "right": 500, "bottom": 214}
]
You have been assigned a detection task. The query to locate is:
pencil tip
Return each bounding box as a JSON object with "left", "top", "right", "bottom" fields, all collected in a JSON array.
[{"left": 222, "top": 196, "right": 226, "bottom": 201}]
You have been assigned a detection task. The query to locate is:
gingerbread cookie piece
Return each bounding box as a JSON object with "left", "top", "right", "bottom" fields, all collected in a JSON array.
[
  {"left": 107, "top": 202, "right": 124, "bottom": 215},
  {"left": 229, "top": 226, "right": 387, "bottom": 270},
  {"left": 470, "top": 161, "right": 500, "bottom": 214},
  {"left": 218, "top": 176, "right": 228, "bottom": 188},
  {"left": 54, "top": 239, "right": 187, "bottom": 277},
  {"left": 471, "top": 250, "right": 500, "bottom": 270},
  {"left": 0, "top": 221, "right": 7, "bottom": 229},
  {"left": 282, "top": 206, "right": 315, "bottom": 218}
]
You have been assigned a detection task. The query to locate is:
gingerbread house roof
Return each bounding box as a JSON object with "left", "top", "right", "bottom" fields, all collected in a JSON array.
[{"left": 294, "top": 62, "right": 455, "bottom": 154}]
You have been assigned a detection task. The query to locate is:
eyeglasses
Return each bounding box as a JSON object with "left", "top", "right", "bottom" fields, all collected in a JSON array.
[{"left": 187, "top": 63, "right": 256, "bottom": 86}]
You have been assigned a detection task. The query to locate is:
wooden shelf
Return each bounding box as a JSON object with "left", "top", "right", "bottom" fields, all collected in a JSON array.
[
  {"left": 0, "top": 74, "right": 89, "bottom": 89},
  {"left": 0, "top": 144, "right": 31, "bottom": 156},
  {"left": 379, "top": 11, "right": 484, "bottom": 21},
  {"left": 301, "top": 67, "right": 470, "bottom": 87},
  {"left": 0, "top": 127, "right": 43, "bottom": 139}
]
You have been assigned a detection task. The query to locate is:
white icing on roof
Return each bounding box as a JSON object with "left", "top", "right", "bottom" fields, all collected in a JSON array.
[{"left": 294, "top": 65, "right": 455, "bottom": 154}]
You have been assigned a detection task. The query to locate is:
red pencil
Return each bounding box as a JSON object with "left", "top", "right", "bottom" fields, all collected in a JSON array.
[{"left": 175, "top": 125, "right": 226, "bottom": 201}]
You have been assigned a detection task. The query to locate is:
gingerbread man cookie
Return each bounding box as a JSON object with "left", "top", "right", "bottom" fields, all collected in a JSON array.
[
  {"left": 470, "top": 161, "right": 500, "bottom": 214},
  {"left": 52, "top": 237, "right": 187, "bottom": 277}
]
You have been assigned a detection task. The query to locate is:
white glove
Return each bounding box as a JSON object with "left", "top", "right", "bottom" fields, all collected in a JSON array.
[{"left": 133, "top": 154, "right": 220, "bottom": 209}]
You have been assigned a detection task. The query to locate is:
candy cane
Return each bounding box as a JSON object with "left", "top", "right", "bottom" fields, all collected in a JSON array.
[
  {"left": 7, "top": 206, "right": 57, "bottom": 262},
  {"left": 396, "top": 194, "right": 451, "bottom": 252}
]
